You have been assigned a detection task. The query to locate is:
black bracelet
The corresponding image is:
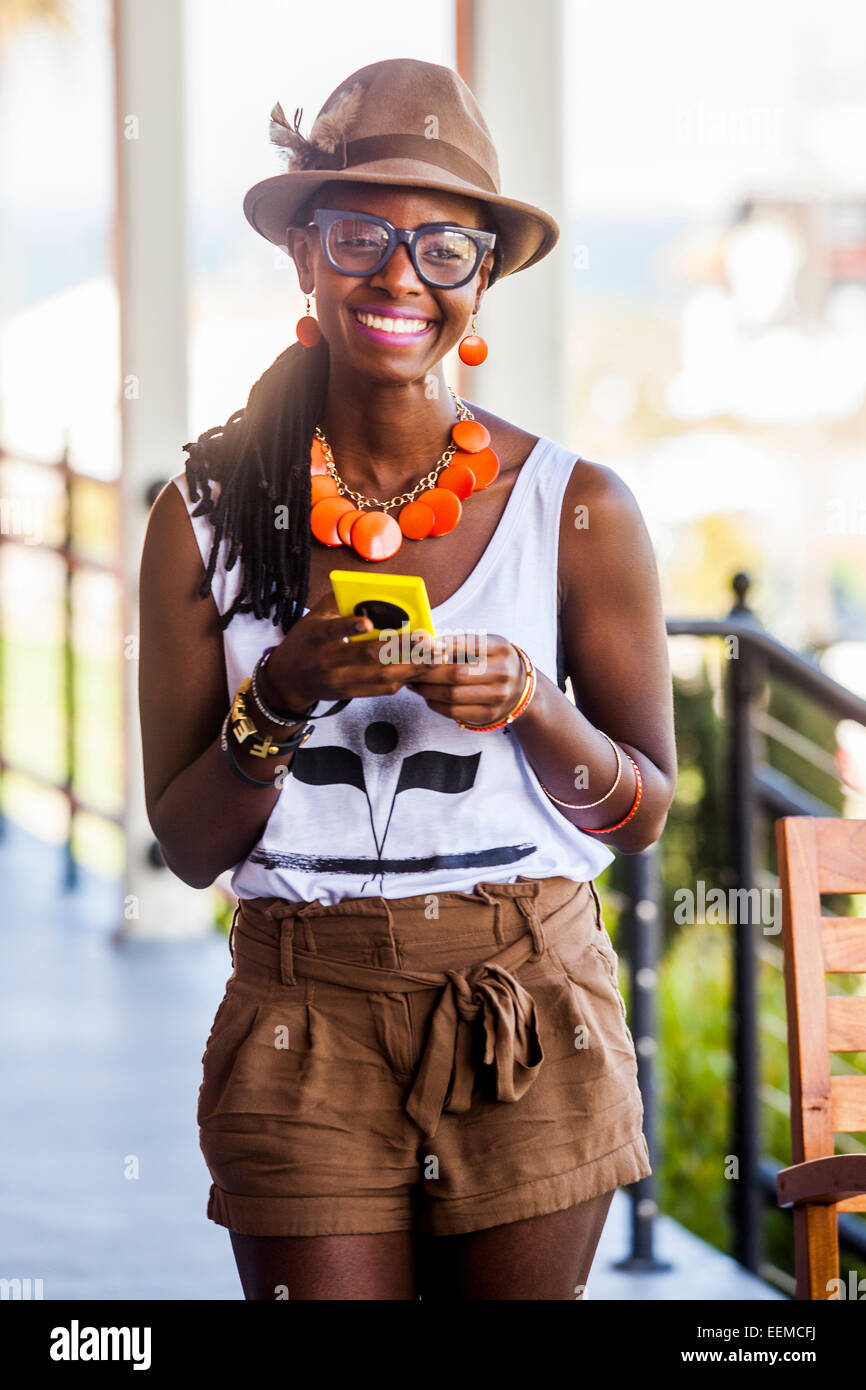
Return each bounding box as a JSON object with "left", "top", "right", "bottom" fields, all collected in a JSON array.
[
  {"left": 253, "top": 647, "right": 351, "bottom": 723},
  {"left": 310, "top": 698, "right": 351, "bottom": 719},
  {"left": 252, "top": 648, "right": 315, "bottom": 725},
  {"left": 220, "top": 713, "right": 285, "bottom": 789}
]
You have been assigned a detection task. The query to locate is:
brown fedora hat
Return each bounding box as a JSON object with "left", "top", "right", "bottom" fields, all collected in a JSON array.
[{"left": 243, "top": 57, "right": 559, "bottom": 279}]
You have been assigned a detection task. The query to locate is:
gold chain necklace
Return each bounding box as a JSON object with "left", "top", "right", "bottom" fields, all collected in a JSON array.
[
  {"left": 309, "top": 388, "right": 499, "bottom": 561},
  {"left": 313, "top": 387, "right": 475, "bottom": 513}
]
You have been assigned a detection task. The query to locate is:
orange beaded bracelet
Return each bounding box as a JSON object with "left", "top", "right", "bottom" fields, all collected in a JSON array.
[{"left": 456, "top": 643, "right": 535, "bottom": 732}]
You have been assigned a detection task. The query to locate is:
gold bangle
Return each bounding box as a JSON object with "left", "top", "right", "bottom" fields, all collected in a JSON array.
[
  {"left": 230, "top": 678, "right": 258, "bottom": 744},
  {"left": 538, "top": 730, "right": 623, "bottom": 810},
  {"left": 456, "top": 644, "right": 535, "bottom": 731},
  {"left": 229, "top": 677, "right": 314, "bottom": 756}
]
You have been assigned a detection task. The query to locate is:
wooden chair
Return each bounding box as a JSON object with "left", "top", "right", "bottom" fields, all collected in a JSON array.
[{"left": 775, "top": 817, "right": 866, "bottom": 1299}]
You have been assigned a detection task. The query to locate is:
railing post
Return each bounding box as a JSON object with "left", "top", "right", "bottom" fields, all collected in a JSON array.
[
  {"left": 615, "top": 842, "right": 671, "bottom": 1271},
  {"left": 726, "top": 572, "right": 762, "bottom": 1272}
]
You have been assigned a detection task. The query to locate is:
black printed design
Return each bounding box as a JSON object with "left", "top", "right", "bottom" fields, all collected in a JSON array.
[
  {"left": 250, "top": 710, "right": 538, "bottom": 889},
  {"left": 250, "top": 844, "right": 538, "bottom": 875},
  {"left": 395, "top": 749, "right": 480, "bottom": 794}
]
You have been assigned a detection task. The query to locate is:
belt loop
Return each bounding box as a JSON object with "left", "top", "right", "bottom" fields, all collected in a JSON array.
[
  {"left": 471, "top": 882, "right": 508, "bottom": 946},
  {"left": 587, "top": 878, "right": 604, "bottom": 930},
  {"left": 471, "top": 882, "right": 497, "bottom": 906},
  {"left": 491, "top": 899, "right": 505, "bottom": 946},
  {"left": 280, "top": 917, "right": 296, "bottom": 986},
  {"left": 381, "top": 898, "right": 400, "bottom": 968},
  {"left": 515, "top": 886, "right": 546, "bottom": 960}
]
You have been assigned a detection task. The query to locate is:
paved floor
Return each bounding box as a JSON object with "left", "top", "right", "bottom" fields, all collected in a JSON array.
[
  {"left": 586, "top": 1197, "right": 784, "bottom": 1301},
  {"left": 0, "top": 822, "right": 783, "bottom": 1300}
]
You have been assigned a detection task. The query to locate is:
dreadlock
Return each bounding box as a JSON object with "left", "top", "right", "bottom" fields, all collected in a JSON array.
[
  {"left": 182, "top": 336, "right": 329, "bottom": 634},
  {"left": 182, "top": 222, "right": 503, "bottom": 635}
]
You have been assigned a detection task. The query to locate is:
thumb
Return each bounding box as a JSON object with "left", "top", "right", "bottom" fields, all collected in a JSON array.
[{"left": 328, "top": 610, "right": 373, "bottom": 640}]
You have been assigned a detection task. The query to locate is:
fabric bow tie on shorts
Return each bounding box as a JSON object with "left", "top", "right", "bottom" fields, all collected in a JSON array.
[
  {"left": 252, "top": 888, "right": 551, "bottom": 1139},
  {"left": 404, "top": 960, "right": 543, "bottom": 1137}
]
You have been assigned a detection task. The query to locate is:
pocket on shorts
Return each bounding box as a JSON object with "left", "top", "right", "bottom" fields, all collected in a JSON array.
[
  {"left": 198, "top": 977, "right": 314, "bottom": 1123},
  {"left": 547, "top": 930, "right": 638, "bottom": 1068}
]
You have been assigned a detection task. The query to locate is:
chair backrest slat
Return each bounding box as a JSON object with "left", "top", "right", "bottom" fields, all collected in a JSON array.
[
  {"left": 825, "top": 996, "right": 866, "bottom": 1053},
  {"left": 822, "top": 918, "right": 866, "bottom": 972},
  {"left": 812, "top": 820, "right": 866, "bottom": 893},
  {"left": 830, "top": 1074, "right": 866, "bottom": 1133}
]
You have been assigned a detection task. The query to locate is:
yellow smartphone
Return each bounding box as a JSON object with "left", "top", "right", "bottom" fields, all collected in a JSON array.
[{"left": 330, "top": 570, "right": 436, "bottom": 642}]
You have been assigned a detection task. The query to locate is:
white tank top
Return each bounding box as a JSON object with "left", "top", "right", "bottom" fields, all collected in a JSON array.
[{"left": 172, "top": 435, "right": 615, "bottom": 904}]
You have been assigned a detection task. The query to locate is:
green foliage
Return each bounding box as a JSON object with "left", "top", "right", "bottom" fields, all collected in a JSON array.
[
  {"left": 656, "top": 920, "right": 734, "bottom": 1248},
  {"left": 663, "top": 661, "right": 727, "bottom": 942}
]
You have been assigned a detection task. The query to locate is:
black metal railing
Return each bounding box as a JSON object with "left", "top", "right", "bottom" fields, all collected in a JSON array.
[{"left": 619, "top": 573, "right": 866, "bottom": 1281}]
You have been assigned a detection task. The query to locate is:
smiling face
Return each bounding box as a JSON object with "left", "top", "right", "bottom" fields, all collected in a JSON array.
[{"left": 288, "top": 181, "right": 496, "bottom": 384}]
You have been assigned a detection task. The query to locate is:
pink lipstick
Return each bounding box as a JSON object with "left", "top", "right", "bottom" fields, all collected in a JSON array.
[{"left": 349, "top": 304, "right": 437, "bottom": 347}]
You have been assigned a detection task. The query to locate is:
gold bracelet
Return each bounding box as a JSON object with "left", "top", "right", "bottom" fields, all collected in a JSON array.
[
  {"left": 538, "top": 730, "right": 623, "bottom": 809},
  {"left": 456, "top": 644, "right": 535, "bottom": 732},
  {"left": 230, "top": 678, "right": 313, "bottom": 757}
]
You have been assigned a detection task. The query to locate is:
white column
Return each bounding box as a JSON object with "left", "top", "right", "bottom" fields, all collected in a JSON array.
[
  {"left": 463, "top": 0, "right": 567, "bottom": 442},
  {"left": 114, "top": 0, "right": 214, "bottom": 938}
]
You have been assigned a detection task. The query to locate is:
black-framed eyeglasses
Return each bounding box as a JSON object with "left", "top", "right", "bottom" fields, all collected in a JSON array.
[{"left": 305, "top": 209, "right": 496, "bottom": 289}]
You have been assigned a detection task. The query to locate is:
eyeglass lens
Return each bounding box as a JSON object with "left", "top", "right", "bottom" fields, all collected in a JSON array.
[{"left": 324, "top": 217, "right": 478, "bottom": 286}]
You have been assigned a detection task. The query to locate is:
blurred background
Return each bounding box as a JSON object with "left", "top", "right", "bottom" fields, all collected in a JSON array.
[{"left": 1, "top": 0, "right": 865, "bottom": 1300}]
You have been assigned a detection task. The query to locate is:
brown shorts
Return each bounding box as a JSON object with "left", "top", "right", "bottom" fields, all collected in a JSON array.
[{"left": 197, "top": 875, "right": 651, "bottom": 1237}]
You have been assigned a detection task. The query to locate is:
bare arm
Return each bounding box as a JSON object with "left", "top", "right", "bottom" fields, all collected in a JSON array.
[
  {"left": 138, "top": 482, "right": 296, "bottom": 888},
  {"left": 510, "top": 459, "right": 677, "bottom": 851}
]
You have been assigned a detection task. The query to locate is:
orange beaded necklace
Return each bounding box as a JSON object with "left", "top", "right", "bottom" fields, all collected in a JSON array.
[{"left": 308, "top": 389, "right": 500, "bottom": 562}]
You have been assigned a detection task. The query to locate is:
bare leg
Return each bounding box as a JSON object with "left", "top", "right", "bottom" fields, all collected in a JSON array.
[
  {"left": 229, "top": 1230, "right": 417, "bottom": 1301},
  {"left": 416, "top": 1189, "right": 615, "bottom": 1301}
]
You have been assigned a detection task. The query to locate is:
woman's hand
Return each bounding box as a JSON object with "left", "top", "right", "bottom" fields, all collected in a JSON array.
[
  {"left": 403, "top": 631, "right": 525, "bottom": 727},
  {"left": 259, "top": 592, "right": 425, "bottom": 713}
]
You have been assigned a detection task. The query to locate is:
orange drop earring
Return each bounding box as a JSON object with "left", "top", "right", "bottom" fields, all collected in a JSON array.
[
  {"left": 296, "top": 295, "right": 322, "bottom": 348},
  {"left": 458, "top": 311, "right": 488, "bottom": 366}
]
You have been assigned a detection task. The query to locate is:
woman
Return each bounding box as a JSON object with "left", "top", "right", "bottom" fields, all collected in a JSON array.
[{"left": 140, "top": 57, "right": 676, "bottom": 1301}]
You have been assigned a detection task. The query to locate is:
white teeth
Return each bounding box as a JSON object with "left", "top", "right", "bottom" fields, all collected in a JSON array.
[{"left": 354, "top": 310, "right": 431, "bottom": 334}]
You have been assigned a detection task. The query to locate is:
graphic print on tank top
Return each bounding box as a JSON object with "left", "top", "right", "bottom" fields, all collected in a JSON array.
[
  {"left": 172, "top": 434, "right": 615, "bottom": 904},
  {"left": 248, "top": 692, "right": 537, "bottom": 892}
]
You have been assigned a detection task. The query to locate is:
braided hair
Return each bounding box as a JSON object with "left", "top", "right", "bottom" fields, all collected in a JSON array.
[
  {"left": 183, "top": 221, "right": 503, "bottom": 635},
  {"left": 182, "top": 337, "right": 328, "bottom": 634}
]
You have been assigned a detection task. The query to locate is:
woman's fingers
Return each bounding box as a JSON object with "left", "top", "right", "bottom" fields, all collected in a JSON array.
[
  {"left": 420, "top": 697, "right": 513, "bottom": 725},
  {"left": 308, "top": 627, "right": 517, "bottom": 707},
  {"left": 404, "top": 635, "right": 524, "bottom": 724}
]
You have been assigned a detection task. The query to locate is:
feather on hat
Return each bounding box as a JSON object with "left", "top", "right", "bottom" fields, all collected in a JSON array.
[{"left": 269, "top": 82, "right": 364, "bottom": 170}]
